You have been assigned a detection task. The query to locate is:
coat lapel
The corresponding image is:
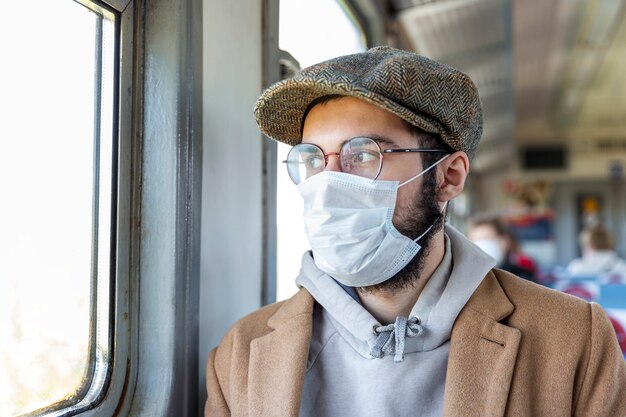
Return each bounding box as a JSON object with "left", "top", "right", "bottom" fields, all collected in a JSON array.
[
  {"left": 443, "top": 271, "right": 521, "bottom": 417},
  {"left": 248, "top": 289, "right": 314, "bottom": 416}
]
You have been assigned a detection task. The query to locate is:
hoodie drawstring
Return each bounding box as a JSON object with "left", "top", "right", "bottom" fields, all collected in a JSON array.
[{"left": 369, "top": 316, "right": 422, "bottom": 363}]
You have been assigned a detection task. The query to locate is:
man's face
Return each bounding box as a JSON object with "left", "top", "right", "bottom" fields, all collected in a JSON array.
[
  {"left": 301, "top": 96, "right": 436, "bottom": 230},
  {"left": 301, "top": 96, "right": 446, "bottom": 291}
]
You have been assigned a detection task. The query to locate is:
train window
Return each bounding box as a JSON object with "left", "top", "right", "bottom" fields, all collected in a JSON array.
[
  {"left": 0, "top": 1, "right": 118, "bottom": 416},
  {"left": 275, "top": 0, "right": 366, "bottom": 301}
]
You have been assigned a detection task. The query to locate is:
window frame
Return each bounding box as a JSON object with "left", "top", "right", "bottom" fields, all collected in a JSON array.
[
  {"left": 82, "top": 0, "right": 202, "bottom": 416},
  {"left": 63, "top": 0, "right": 202, "bottom": 415}
]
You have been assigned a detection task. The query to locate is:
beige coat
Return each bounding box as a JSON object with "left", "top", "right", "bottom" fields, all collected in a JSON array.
[{"left": 205, "top": 270, "right": 626, "bottom": 416}]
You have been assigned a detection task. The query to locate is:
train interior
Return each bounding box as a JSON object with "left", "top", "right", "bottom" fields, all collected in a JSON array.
[{"left": 1, "top": 0, "right": 625, "bottom": 416}]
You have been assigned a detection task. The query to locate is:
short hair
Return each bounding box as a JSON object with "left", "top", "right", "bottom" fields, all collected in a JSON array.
[
  {"left": 402, "top": 120, "right": 454, "bottom": 168},
  {"left": 580, "top": 225, "right": 614, "bottom": 251},
  {"left": 469, "top": 214, "right": 509, "bottom": 237}
]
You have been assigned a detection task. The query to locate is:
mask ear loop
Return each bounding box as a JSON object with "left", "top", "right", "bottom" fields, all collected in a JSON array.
[
  {"left": 398, "top": 154, "right": 450, "bottom": 188},
  {"left": 413, "top": 224, "right": 434, "bottom": 243},
  {"left": 412, "top": 197, "right": 449, "bottom": 244}
]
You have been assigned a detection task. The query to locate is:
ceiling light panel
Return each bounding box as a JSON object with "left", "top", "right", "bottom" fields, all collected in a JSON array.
[{"left": 397, "top": 0, "right": 507, "bottom": 59}]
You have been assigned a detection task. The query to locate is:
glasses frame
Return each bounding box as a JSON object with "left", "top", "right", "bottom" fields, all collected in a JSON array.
[{"left": 283, "top": 136, "right": 449, "bottom": 184}]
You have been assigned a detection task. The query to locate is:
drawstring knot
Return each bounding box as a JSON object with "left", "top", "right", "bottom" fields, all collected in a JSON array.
[{"left": 369, "top": 316, "right": 422, "bottom": 363}]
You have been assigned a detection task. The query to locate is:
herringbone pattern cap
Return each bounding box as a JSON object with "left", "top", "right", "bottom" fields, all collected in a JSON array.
[{"left": 255, "top": 46, "right": 483, "bottom": 160}]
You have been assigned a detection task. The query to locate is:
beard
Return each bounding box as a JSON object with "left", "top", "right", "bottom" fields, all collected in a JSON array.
[{"left": 357, "top": 171, "right": 444, "bottom": 296}]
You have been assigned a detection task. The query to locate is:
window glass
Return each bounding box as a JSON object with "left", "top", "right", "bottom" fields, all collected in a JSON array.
[
  {"left": 0, "top": 1, "right": 116, "bottom": 415},
  {"left": 277, "top": 0, "right": 365, "bottom": 301}
]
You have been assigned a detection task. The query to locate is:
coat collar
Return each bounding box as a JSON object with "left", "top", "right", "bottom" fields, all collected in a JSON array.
[
  {"left": 443, "top": 270, "right": 521, "bottom": 417},
  {"left": 248, "top": 289, "right": 314, "bottom": 416},
  {"left": 247, "top": 271, "right": 520, "bottom": 417}
]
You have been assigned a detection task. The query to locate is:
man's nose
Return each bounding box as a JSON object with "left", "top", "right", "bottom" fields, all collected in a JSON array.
[{"left": 324, "top": 152, "right": 342, "bottom": 172}]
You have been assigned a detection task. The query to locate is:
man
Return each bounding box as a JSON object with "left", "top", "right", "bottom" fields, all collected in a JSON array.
[
  {"left": 468, "top": 215, "right": 538, "bottom": 282},
  {"left": 206, "top": 46, "right": 626, "bottom": 416},
  {"left": 567, "top": 225, "right": 626, "bottom": 278}
]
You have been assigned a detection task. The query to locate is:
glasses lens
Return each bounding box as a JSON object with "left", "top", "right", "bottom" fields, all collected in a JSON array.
[
  {"left": 286, "top": 144, "right": 325, "bottom": 184},
  {"left": 340, "top": 137, "right": 382, "bottom": 179}
]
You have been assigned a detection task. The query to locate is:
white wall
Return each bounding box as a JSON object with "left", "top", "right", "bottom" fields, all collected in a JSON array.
[{"left": 199, "top": 0, "right": 265, "bottom": 409}]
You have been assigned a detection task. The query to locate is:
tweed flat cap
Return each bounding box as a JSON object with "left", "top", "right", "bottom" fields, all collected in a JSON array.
[{"left": 254, "top": 46, "right": 483, "bottom": 160}]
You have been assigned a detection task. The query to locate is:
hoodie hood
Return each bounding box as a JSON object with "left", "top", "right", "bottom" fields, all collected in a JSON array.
[{"left": 295, "top": 224, "right": 496, "bottom": 360}]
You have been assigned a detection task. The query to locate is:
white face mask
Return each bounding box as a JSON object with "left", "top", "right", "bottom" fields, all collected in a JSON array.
[
  {"left": 297, "top": 155, "right": 449, "bottom": 287},
  {"left": 472, "top": 239, "right": 505, "bottom": 266}
]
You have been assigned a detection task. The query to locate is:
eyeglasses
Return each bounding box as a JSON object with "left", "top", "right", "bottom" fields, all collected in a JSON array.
[{"left": 284, "top": 136, "right": 448, "bottom": 184}]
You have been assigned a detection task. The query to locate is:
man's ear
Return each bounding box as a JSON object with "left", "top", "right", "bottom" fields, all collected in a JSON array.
[{"left": 437, "top": 151, "right": 469, "bottom": 202}]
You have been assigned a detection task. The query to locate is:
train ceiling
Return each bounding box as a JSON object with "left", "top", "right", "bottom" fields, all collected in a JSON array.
[{"left": 387, "top": 0, "right": 626, "bottom": 172}]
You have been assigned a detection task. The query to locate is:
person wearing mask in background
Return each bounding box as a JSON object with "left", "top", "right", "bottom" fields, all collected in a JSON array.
[
  {"left": 205, "top": 46, "right": 626, "bottom": 416},
  {"left": 468, "top": 215, "right": 538, "bottom": 282},
  {"left": 567, "top": 224, "right": 626, "bottom": 278}
]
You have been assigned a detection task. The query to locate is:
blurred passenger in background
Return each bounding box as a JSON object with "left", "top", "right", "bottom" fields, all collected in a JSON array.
[
  {"left": 566, "top": 225, "right": 626, "bottom": 277},
  {"left": 469, "top": 215, "right": 538, "bottom": 282}
]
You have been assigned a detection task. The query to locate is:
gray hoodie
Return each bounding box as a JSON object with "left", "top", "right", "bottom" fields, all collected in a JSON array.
[{"left": 296, "top": 225, "right": 496, "bottom": 417}]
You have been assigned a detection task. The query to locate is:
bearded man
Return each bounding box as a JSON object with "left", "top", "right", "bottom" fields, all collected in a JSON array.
[{"left": 205, "top": 46, "right": 626, "bottom": 417}]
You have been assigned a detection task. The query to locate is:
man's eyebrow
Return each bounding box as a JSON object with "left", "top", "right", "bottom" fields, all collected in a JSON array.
[{"left": 357, "top": 134, "right": 400, "bottom": 148}]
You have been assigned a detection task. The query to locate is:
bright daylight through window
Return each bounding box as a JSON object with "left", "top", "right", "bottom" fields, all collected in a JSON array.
[
  {"left": 0, "top": 1, "right": 116, "bottom": 416},
  {"left": 277, "top": 0, "right": 365, "bottom": 301}
]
